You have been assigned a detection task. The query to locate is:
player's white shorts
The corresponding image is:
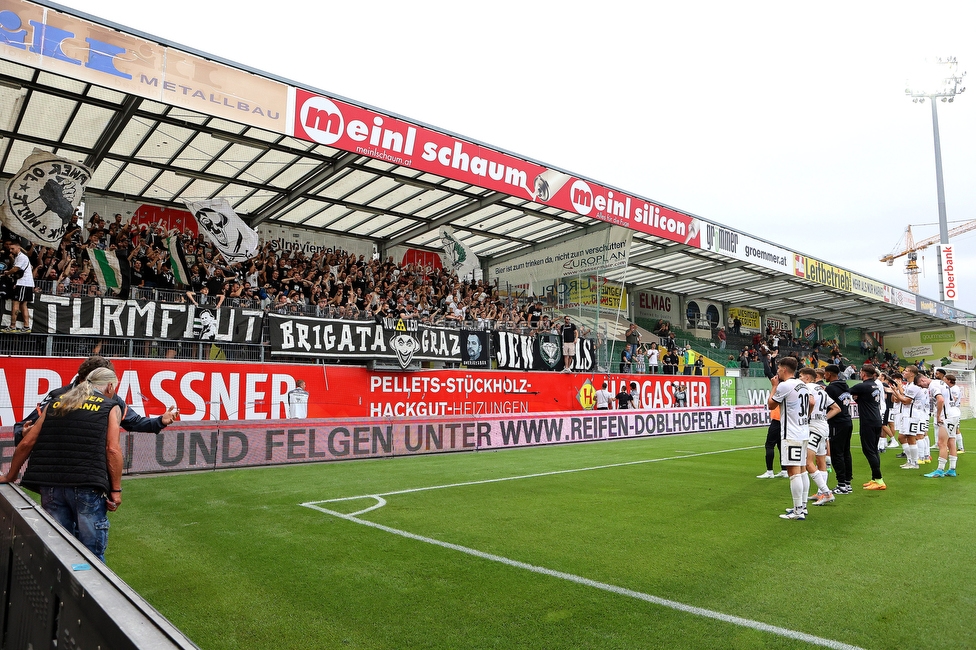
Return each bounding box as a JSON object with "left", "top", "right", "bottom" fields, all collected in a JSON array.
[
  {"left": 945, "top": 417, "right": 960, "bottom": 436},
  {"left": 904, "top": 419, "right": 924, "bottom": 437},
  {"left": 807, "top": 426, "right": 829, "bottom": 456},
  {"left": 893, "top": 412, "right": 904, "bottom": 433},
  {"left": 921, "top": 418, "right": 930, "bottom": 435},
  {"left": 782, "top": 439, "right": 807, "bottom": 467}
]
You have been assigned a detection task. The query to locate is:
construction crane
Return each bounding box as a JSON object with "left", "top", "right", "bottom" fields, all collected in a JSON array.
[{"left": 880, "top": 220, "right": 976, "bottom": 292}]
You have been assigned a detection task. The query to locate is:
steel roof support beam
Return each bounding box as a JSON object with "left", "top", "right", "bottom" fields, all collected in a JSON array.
[
  {"left": 250, "top": 152, "right": 360, "bottom": 226},
  {"left": 383, "top": 193, "right": 507, "bottom": 249},
  {"left": 84, "top": 95, "right": 142, "bottom": 170}
]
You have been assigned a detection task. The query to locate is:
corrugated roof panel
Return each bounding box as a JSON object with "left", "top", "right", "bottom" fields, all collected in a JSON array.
[
  {"left": 107, "top": 163, "right": 158, "bottom": 195},
  {"left": 206, "top": 143, "right": 266, "bottom": 178},
  {"left": 369, "top": 218, "right": 421, "bottom": 240},
  {"left": 108, "top": 119, "right": 155, "bottom": 157},
  {"left": 62, "top": 103, "right": 115, "bottom": 149},
  {"left": 36, "top": 71, "right": 87, "bottom": 94},
  {"left": 134, "top": 124, "right": 195, "bottom": 163},
  {"left": 86, "top": 84, "right": 127, "bottom": 104},
  {"left": 0, "top": 59, "right": 32, "bottom": 81},
  {"left": 170, "top": 178, "right": 224, "bottom": 202},
  {"left": 233, "top": 190, "right": 281, "bottom": 214},
  {"left": 0, "top": 87, "right": 26, "bottom": 131},
  {"left": 318, "top": 169, "right": 379, "bottom": 200},
  {"left": 275, "top": 199, "right": 326, "bottom": 224},
  {"left": 364, "top": 183, "right": 425, "bottom": 211},
  {"left": 3, "top": 140, "right": 48, "bottom": 174},
  {"left": 19, "top": 92, "right": 74, "bottom": 140},
  {"left": 300, "top": 204, "right": 352, "bottom": 229}
]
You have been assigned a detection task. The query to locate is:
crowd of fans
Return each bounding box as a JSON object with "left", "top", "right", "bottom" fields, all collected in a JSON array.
[{"left": 7, "top": 212, "right": 576, "bottom": 332}]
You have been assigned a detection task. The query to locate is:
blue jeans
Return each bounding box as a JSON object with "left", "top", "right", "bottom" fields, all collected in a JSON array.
[{"left": 40, "top": 487, "right": 110, "bottom": 561}]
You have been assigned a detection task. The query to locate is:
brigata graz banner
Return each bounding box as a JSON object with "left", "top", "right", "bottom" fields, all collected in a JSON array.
[
  {"left": 27, "top": 295, "right": 264, "bottom": 343},
  {"left": 268, "top": 313, "right": 462, "bottom": 367}
]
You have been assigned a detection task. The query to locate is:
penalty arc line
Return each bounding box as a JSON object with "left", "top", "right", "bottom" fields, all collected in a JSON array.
[
  {"left": 300, "top": 444, "right": 867, "bottom": 650},
  {"left": 302, "top": 502, "right": 866, "bottom": 650}
]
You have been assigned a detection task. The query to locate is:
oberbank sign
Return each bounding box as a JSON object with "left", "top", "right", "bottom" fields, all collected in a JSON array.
[{"left": 289, "top": 88, "right": 702, "bottom": 247}]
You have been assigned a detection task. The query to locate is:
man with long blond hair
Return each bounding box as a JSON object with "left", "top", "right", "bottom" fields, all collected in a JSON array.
[{"left": 1, "top": 367, "right": 123, "bottom": 561}]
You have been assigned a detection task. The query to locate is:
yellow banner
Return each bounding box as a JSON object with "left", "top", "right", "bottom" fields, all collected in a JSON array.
[
  {"left": 568, "top": 282, "right": 628, "bottom": 310},
  {"left": 850, "top": 274, "right": 886, "bottom": 301},
  {"left": 804, "top": 258, "right": 852, "bottom": 292},
  {"left": 0, "top": 0, "right": 288, "bottom": 132},
  {"left": 728, "top": 307, "right": 760, "bottom": 330}
]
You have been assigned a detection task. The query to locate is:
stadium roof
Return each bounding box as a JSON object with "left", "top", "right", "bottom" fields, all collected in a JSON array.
[{"left": 0, "top": 0, "right": 970, "bottom": 334}]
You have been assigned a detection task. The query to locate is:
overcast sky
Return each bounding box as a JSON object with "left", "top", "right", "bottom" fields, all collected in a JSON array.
[{"left": 57, "top": 0, "right": 976, "bottom": 315}]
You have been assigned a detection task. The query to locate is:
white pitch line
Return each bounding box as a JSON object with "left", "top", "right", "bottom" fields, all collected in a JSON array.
[
  {"left": 302, "top": 501, "right": 866, "bottom": 650},
  {"left": 301, "top": 444, "right": 763, "bottom": 508}
]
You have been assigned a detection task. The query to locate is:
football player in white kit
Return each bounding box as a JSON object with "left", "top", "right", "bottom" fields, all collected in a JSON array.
[
  {"left": 799, "top": 368, "right": 841, "bottom": 505},
  {"left": 768, "top": 357, "right": 813, "bottom": 520},
  {"left": 920, "top": 373, "right": 958, "bottom": 478},
  {"left": 892, "top": 366, "right": 926, "bottom": 470},
  {"left": 945, "top": 373, "right": 964, "bottom": 456}
]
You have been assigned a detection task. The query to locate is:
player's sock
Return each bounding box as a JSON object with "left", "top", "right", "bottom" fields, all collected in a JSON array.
[
  {"left": 956, "top": 433, "right": 964, "bottom": 450},
  {"left": 801, "top": 472, "right": 810, "bottom": 498},
  {"left": 938, "top": 457, "right": 948, "bottom": 471},
  {"left": 902, "top": 442, "right": 912, "bottom": 458},
  {"left": 949, "top": 455, "right": 957, "bottom": 470},
  {"left": 916, "top": 439, "right": 927, "bottom": 459},
  {"left": 907, "top": 445, "right": 918, "bottom": 465},
  {"left": 790, "top": 474, "right": 805, "bottom": 509},
  {"left": 810, "top": 469, "right": 829, "bottom": 493}
]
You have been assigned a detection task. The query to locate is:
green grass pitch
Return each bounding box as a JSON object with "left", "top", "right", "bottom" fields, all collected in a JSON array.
[{"left": 108, "top": 422, "right": 976, "bottom": 649}]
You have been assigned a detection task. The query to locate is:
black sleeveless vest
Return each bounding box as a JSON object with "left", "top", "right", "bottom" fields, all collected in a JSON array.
[{"left": 21, "top": 391, "right": 116, "bottom": 493}]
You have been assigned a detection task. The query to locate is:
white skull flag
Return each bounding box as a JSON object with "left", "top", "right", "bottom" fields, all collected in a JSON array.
[
  {"left": 182, "top": 198, "right": 259, "bottom": 264},
  {"left": 1, "top": 149, "right": 92, "bottom": 247}
]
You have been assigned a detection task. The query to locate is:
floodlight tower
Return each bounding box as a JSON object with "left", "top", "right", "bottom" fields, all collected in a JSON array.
[{"left": 906, "top": 57, "right": 966, "bottom": 306}]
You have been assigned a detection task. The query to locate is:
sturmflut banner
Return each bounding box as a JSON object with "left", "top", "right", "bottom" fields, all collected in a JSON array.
[{"left": 27, "top": 295, "right": 264, "bottom": 343}]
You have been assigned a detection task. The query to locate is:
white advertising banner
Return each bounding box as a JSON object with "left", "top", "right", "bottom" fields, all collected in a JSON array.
[
  {"left": 699, "top": 221, "right": 793, "bottom": 275},
  {"left": 888, "top": 287, "right": 918, "bottom": 311},
  {"left": 489, "top": 226, "right": 632, "bottom": 285},
  {"left": 634, "top": 290, "right": 681, "bottom": 324},
  {"left": 256, "top": 222, "right": 375, "bottom": 260}
]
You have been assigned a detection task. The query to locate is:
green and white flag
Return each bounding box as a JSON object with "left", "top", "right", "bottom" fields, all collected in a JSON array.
[
  {"left": 438, "top": 226, "right": 479, "bottom": 278},
  {"left": 89, "top": 248, "right": 130, "bottom": 297},
  {"left": 165, "top": 235, "right": 191, "bottom": 286}
]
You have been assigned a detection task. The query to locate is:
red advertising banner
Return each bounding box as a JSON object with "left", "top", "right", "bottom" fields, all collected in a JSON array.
[
  {"left": 0, "top": 406, "right": 768, "bottom": 476},
  {"left": 0, "top": 357, "right": 712, "bottom": 426},
  {"left": 289, "top": 89, "right": 701, "bottom": 247}
]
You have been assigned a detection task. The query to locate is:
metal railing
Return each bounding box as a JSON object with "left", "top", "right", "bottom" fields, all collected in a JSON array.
[{"left": 0, "top": 484, "right": 199, "bottom": 648}]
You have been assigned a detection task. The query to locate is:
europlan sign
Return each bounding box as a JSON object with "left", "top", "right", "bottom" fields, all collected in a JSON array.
[{"left": 940, "top": 245, "right": 957, "bottom": 302}]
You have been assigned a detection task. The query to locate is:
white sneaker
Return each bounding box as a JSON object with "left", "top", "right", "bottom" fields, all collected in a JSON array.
[
  {"left": 756, "top": 470, "right": 775, "bottom": 479},
  {"left": 774, "top": 470, "right": 789, "bottom": 478},
  {"left": 887, "top": 439, "right": 899, "bottom": 448}
]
